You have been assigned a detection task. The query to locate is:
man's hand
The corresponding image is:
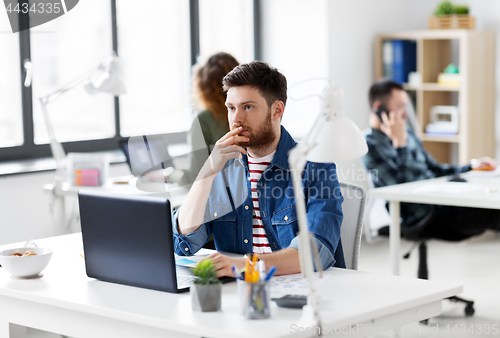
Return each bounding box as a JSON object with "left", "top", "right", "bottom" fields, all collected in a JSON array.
[
  {"left": 201, "top": 127, "right": 248, "bottom": 178},
  {"left": 471, "top": 157, "right": 498, "bottom": 170},
  {"left": 380, "top": 110, "right": 407, "bottom": 148},
  {"left": 207, "top": 253, "right": 246, "bottom": 278}
]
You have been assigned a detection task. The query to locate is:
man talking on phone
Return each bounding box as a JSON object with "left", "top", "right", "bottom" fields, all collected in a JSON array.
[
  {"left": 364, "top": 79, "right": 500, "bottom": 239},
  {"left": 172, "top": 61, "right": 345, "bottom": 277}
]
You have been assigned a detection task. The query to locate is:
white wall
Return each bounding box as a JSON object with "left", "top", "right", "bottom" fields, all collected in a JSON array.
[
  {"left": 0, "top": 164, "right": 130, "bottom": 245},
  {"left": 261, "top": 0, "right": 329, "bottom": 138}
]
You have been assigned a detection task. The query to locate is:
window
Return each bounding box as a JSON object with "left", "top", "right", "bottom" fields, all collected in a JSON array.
[
  {"left": 30, "top": 0, "right": 114, "bottom": 145},
  {"left": 0, "top": 0, "right": 259, "bottom": 163},
  {"left": 199, "top": 0, "right": 255, "bottom": 63},
  {"left": 117, "top": 0, "right": 192, "bottom": 137},
  {"left": 0, "top": 24, "right": 23, "bottom": 148}
]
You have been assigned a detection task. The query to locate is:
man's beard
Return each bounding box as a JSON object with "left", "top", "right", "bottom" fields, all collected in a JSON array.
[{"left": 232, "top": 109, "right": 276, "bottom": 150}]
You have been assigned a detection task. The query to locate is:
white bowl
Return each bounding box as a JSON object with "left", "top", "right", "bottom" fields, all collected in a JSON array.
[{"left": 0, "top": 247, "right": 53, "bottom": 278}]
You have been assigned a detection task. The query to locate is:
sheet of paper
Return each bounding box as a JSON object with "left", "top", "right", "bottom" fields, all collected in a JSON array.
[
  {"left": 174, "top": 258, "right": 198, "bottom": 268},
  {"left": 269, "top": 273, "right": 328, "bottom": 298}
]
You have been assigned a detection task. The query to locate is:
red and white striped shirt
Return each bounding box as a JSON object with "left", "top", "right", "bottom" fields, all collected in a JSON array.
[{"left": 248, "top": 151, "right": 275, "bottom": 254}]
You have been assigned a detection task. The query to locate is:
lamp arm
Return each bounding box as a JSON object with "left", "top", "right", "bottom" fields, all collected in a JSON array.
[
  {"left": 287, "top": 106, "right": 332, "bottom": 331},
  {"left": 289, "top": 147, "right": 322, "bottom": 331},
  {"left": 40, "top": 65, "right": 99, "bottom": 104},
  {"left": 38, "top": 64, "right": 100, "bottom": 186},
  {"left": 40, "top": 98, "right": 66, "bottom": 176}
]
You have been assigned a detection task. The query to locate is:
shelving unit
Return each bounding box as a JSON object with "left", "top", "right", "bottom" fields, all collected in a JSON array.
[{"left": 375, "top": 30, "right": 495, "bottom": 163}]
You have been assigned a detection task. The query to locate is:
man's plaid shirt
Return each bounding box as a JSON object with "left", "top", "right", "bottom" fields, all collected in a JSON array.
[{"left": 363, "top": 128, "right": 471, "bottom": 226}]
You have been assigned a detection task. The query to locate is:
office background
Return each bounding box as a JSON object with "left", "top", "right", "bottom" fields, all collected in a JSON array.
[{"left": 1, "top": 0, "right": 500, "bottom": 245}]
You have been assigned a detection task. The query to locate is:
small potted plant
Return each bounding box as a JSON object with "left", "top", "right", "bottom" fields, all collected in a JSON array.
[
  {"left": 428, "top": 1, "right": 474, "bottom": 29},
  {"left": 190, "top": 259, "right": 221, "bottom": 312}
]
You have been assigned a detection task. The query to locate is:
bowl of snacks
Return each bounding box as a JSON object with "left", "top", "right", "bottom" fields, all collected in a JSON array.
[{"left": 0, "top": 248, "right": 53, "bottom": 278}]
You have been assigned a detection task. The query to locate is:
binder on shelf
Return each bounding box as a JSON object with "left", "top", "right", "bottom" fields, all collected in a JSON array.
[
  {"left": 392, "top": 40, "right": 417, "bottom": 84},
  {"left": 382, "top": 40, "right": 393, "bottom": 79}
]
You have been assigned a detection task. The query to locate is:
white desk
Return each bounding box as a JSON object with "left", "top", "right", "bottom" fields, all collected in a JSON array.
[
  {"left": 43, "top": 176, "right": 189, "bottom": 234},
  {"left": 0, "top": 234, "right": 461, "bottom": 338},
  {"left": 369, "top": 173, "right": 500, "bottom": 275}
]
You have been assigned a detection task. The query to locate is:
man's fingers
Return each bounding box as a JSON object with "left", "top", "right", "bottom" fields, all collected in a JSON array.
[
  {"left": 216, "top": 127, "right": 243, "bottom": 144},
  {"left": 220, "top": 135, "right": 249, "bottom": 146},
  {"left": 220, "top": 145, "right": 247, "bottom": 155}
]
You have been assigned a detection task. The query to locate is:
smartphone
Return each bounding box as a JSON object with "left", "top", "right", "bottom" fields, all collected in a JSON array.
[{"left": 375, "top": 105, "right": 389, "bottom": 123}]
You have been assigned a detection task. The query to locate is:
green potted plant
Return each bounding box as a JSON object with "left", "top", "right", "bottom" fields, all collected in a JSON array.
[
  {"left": 429, "top": 2, "right": 474, "bottom": 29},
  {"left": 190, "top": 259, "right": 221, "bottom": 312},
  {"left": 434, "top": 1, "right": 456, "bottom": 15}
]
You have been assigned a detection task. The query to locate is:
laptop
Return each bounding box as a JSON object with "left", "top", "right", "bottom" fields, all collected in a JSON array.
[
  {"left": 118, "top": 134, "right": 175, "bottom": 178},
  {"left": 78, "top": 190, "right": 194, "bottom": 293}
]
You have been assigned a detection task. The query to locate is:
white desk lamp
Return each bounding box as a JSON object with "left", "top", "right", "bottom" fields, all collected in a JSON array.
[
  {"left": 39, "top": 55, "right": 126, "bottom": 232},
  {"left": 288, "top": 84, "right": 368, "bottom": 331}
]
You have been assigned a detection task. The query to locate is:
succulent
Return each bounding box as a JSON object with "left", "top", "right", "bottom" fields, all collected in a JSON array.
[
  {"left": 434, "top": 1, "right": 456, "bottom": 15},
  {"left": 191, "top": 258, "right": 221, "bottom": 285}
]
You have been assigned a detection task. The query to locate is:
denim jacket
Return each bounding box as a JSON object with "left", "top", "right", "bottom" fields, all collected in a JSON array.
[{"left": 172, "top": 126, "right": 345, "bottom": 269}]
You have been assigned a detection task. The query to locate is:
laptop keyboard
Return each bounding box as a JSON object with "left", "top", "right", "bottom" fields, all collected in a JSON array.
[{"left": 177, "top": 275, "right": 196, "bottom": 289}]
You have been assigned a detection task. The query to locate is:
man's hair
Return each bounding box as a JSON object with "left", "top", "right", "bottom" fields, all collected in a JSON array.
[
  {"left": 222, "top": 61, "right": 287, "bottom": 108},
  {"left": 368, "top": 79, "right": 404, "bottom": 108},
  {"left": 192, "top": 52, "right": 239, "bottom": 120}
]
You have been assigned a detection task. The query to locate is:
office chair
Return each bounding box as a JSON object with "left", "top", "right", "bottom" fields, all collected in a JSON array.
[{"left": 339, "top": 182, "right": 366, "bottom": 270}]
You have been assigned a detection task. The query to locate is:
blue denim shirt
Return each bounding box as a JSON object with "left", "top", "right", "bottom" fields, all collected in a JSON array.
[{"left": 172, "top": 126, "right": 345, "bottom": 269}]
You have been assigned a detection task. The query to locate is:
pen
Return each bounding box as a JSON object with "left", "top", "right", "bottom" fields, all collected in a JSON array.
[
  {"left": 257, "top": 260, "right": 266, "bottom": 281},
  {"left": 264, "top": 266, "right": 277, "bottom": 281},
  {"left": 245, "top": 256, "right": 251, "bottom": 282},
  {"left": 251, "top": 254, "right": 259, "bottom": 282},
  {"left": 232, "top": 265, "right": 243, "bottom": 280}
]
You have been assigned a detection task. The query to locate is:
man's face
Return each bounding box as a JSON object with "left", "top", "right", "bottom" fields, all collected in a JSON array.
[
  {"left": 225, "top": 85, "right": 276, "bottom": 149},
  {"left": 385, "top": 89, "right": 409, "bottom": 120}
]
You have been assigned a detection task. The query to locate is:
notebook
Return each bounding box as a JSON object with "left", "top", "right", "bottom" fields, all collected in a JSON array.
[{"left": 78, "top": 190, "right": 194, "bottom": 293}]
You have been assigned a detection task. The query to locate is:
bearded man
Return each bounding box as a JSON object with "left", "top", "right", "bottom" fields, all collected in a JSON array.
[{"left": 172, "top": 61, "right": 345, "bottom": 277}]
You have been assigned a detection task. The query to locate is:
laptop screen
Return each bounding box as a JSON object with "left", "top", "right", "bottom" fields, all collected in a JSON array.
[
  {"left": 118, "top": 134, "right": 175, "bottom": 177},
  {"left": 78, "top": 190, "right": 188, "bottom": 293}
]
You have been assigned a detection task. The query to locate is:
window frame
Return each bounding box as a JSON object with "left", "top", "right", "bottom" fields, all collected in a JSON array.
[{"left": 0, "top": 0, "right": 261, "bottom": 163}]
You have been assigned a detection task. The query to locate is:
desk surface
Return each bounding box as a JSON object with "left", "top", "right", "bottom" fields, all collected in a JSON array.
[
  {"left": 369, "top": 173, "right": 500, "bottom": 209},
  {"left": 368, "top": 173, "right": 500, "bottom": 275},
  {"left": 0, "top": 234, "right": 461, "bottom": 338},
  {"left": 43, "top": 176, "right": 189, "bottom": 208}
]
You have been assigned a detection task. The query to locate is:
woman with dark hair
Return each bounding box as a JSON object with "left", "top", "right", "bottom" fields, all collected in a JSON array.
[{"left": 167, "top": 52, "right": 239, "bottom": 185}]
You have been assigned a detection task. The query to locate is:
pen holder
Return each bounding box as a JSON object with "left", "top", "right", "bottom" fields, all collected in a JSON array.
[{"left": 237, "top": 279, "right": 271, "bottom": 319}]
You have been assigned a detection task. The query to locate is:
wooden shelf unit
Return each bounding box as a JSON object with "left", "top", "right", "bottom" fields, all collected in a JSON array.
[{"left": 375, "top": 30, "right": 496, "bottom": 164}]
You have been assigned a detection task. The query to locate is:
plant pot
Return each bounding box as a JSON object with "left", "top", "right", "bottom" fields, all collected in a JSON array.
[
  {"left": 191, "top": 283, "right": 221, "bottom": 312},
  {"left": 428, "top": 15, "right": 475, "bottom": 29}
]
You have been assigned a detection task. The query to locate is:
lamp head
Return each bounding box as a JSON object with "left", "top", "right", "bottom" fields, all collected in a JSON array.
[
  {"left": 85, "top": 55, "right": 126, "bottom": 96},
  {"left": 306, "top": 86, "right": 368, "bottom": 163}
]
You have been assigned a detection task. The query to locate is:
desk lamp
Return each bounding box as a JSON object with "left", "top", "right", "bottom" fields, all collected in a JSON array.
[
  {"left": 39, "top": 55, "right": 126, "bottom": 183},
  {"left": 39, "top": 55, "right": 126, "bottom": 231},
  {"left": 288, "top": 84, "right": 368, "bottom": 330}
]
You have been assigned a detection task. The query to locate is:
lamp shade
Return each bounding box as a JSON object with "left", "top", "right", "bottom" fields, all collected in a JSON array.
[
  {"left": 306, "top": 86, "right": 368, "bottom": 163},
  {"left": 306, "top": 117, "right": 368, "bottom": 163},
  {"left": 85, "top": 56, "right": 126, "bottom": 96}
]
